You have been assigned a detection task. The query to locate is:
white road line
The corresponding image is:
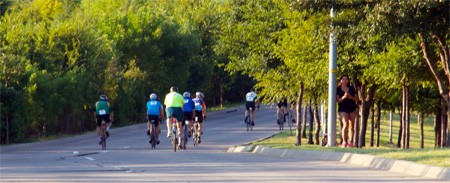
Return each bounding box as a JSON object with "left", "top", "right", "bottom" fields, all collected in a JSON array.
[{"left": 84, "top": 157, "right": 95, "bottom": 161}]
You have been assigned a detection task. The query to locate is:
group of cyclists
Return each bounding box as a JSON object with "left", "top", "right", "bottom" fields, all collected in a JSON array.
[
  {"left": 94, "top": 87, "right": 297, "bottom": 148},
  {"left": 94, "top": 86, "right": 206, "bottom": 149}
]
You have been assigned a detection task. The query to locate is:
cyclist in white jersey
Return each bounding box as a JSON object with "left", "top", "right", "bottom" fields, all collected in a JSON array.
[{"left": 245, "top": 88, "right": 259, "bottom": 126}]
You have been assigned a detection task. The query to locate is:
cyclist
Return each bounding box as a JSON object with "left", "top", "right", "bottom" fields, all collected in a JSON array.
[
  {"left": 94, "top": 95, "right": 113, "bottom": 145},
  {"left": 193, "top": 92, "right": 206, "bottom": 143},
  {"left": 183, "top": 92, "right": 195, "bottom": 137},
  {"left": 164, "top": 86, "right": 185, "bottom": 149},
  {"left": 146, "top": 93, "right": 164, "bottom": 145},
  {"left": 245, "top": 88, "right": 259, "bottom": 126},
  {"left": 276, "top": 98, "right": 288, "bottom": 124}
]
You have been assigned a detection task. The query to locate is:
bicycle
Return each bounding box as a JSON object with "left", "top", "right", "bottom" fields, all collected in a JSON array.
[
  {"left": 149, "top": 119, "right": 157, "bottom": 149},
  {"left": 171, "top": 119, "right": 178, "bottom": 152},
  {"left": 100, "top": 120, "right": 107, "bottom": 150},
  {"left": 182, "top": 120, "right": 189, "bottom": 150},
  {"left": 245, "top": 107, "right": 253, "bottom": 131},
  {"left": 193, "top": 116, "right": 200, "bottom": 146}
]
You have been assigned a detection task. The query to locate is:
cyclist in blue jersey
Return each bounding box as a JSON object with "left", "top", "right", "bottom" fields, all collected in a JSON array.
[
  {"left": 146, "top": 93, "right": 164, "bottom": 145},
  {"left": 245, "top": 88, "right": 259, "bottom": 126},
  {"left": 183, "top": 92, "right": 195, "bottom": 137},
  {"left": 193, "top": 92, "right": 206, "bottom": 143},
  {"left": 94, "top": 95, "right": 113, "bottom": 144}
]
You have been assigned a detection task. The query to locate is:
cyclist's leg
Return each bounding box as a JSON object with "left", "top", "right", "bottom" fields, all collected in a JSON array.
[
  {"left": 177, "top": 120, "right": 183, "bottom": 145},
  {"left": 166, "top": 116, "right": 172, "bottom": 137},
  {"left": 251, "top": 102, "right": 256, "bottom": 123},
  {"left": 276, "top": 106, "right": 281, "bottom": 122},
  {"left": 156, "top": 119, "right": 161, "bottom": 141}
]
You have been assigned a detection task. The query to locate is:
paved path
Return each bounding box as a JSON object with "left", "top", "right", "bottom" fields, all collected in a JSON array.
[{"left": 0, "top": 105, "right": 444, "bottom": 182}]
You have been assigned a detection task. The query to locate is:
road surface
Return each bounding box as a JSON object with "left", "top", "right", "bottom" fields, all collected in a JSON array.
[{"left": 0, "top": 105, "right": 442, "bottom": 182}]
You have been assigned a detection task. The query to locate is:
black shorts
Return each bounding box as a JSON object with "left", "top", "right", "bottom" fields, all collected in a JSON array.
[
  {"left": 96, "top": 114, "right": 111, "bottom": 127},
  {"left": 277, "top": 99, "right": 287, "bottom": 108},
  {"left": 194, "top": 110, "right": 203, "bottom": 123},
  {"left": 147, "top": 115, "right": 159, "bottom": 125},
  {"left": 246, "top": 102, "right": 256, "bottom": 111},
  {"left": 184, "top": 112, "right": 193, "bottom": 121}
]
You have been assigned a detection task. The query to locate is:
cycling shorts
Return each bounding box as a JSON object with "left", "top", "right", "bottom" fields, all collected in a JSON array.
[
  {"left": 147, "top": 115, "right": 159, "bottom": 125},
  {"left": 194, "top": 110, "right": 204, "bottom": 123},
  {"left": 277, "top": 100, "right": 287, "bottom": 108},
  {"left": 184, "top": 112, "right": 193, "bottom": 121},
  {"left": 96, "top": 114, "right": 111, "bottom": 127},
  {"left": 166, "top": 107, "right": 184, "bottom": 123},
  {"left": 246, "top": 102, "right": 256, "bottom": 111}
]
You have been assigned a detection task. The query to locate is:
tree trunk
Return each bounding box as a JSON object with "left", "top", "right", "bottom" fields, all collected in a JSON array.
[
  {"left": 435, "top": 112, "right": 441, "bottom": 147},
  {"left": 314, "top": 102, "right": 321, "bottom": 145},
  {"left": 442, "top": 99, "right": 448, "bottom": 147},
  {"left": 302, "top": 103, "right": 307, "bottom": 138},
  {"left": 397, "top": 109, "right": 402, "bottom": 148},
  {"left": 420, "top": 35, "right": 450, "bottom": 147},
  {"left": 406, "top": 84, "right": 410, "bottom": 149},
  {"left": 376, "top": 101, "right": 381, "bottom": 147},
  {"left": 370, "top": 105, "right": 375, "bottom": 147},
  {"left": 308, "top": 100, "right": 314, "bottom": 144},
  {"left": 389, "top": 110, "right": 393, "bottom": 144},
  {"left": 295, "top": 82, "right": 304, "bottom": 146},
  {"left": 420, "top": 112, "right": 424, "bottom": 149},
  {"left": 354, "top": 107, "right": 360, "bottom": 148},
  {"left": 357, "top": 83, "right": 377, "bottom": 148}
]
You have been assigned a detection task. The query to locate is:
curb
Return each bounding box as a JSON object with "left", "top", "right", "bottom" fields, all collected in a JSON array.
[{"left": 228, "top": 145, "right": 450, "bottom": 181}]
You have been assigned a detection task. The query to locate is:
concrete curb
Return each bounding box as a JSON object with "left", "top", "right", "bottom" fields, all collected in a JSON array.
[{"left": 228, "top": 145, "right": 450, "bottom": 181}]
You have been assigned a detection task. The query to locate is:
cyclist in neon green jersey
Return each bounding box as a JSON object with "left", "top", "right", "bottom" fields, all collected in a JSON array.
[
  {"left": 164, "top": 86, "right": 185, "bottom": 149},
  {"left": 94, "top": 95, "right": 113, "bottom": 145}
]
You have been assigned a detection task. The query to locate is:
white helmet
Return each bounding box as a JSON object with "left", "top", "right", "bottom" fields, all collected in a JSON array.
[
  {"left": 183, "top": 92, "right": 190, "bottom": 98},
  {"left": 100, "top": 95, "right": 107, "bottom": 100},
  {"left": 150, "top": 93, "right": 157, "bottom": 100},
  {"left": 196, "top": 92, "right": 204, "bottom": 98}
]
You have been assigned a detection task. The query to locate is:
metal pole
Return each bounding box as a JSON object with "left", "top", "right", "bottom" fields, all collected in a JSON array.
[{"left": 327, "top": 5, "right": 337, "bottom": 147}]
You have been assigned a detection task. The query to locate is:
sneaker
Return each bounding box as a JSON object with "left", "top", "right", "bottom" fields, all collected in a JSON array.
[
  {"left": 98, "top": 139, "right": 102, "bottom": 145},
  {"left": 106, "top": 131, "right": 110, "bottom": 138},
  {"left": 198, "top": 137, "right": 201, "bottom": 144},
  {"left": 348, "top": 142, "right": 354, "bottom": 148},
  {"left": 167, "top": 132, "right": 171, "bottom": 138},
  {"left": 341, "top": 142, "right": 347, "bottom": 148}
]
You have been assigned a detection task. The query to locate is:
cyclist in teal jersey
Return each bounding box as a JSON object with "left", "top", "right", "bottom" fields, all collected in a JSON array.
[
  {"left": 146, "top": 93, "right": 164, "bottom": 145},
  {"left": 94, "top": 95, "right": 113, "bottom": 144},
  {"left": 164, "top": 86, "right": 185, "bottom": 149}
]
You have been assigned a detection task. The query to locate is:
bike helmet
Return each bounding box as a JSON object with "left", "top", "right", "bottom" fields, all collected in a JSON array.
[
  {"left": 100, "top": 95, "right": 107, "bottom": 100},
  {"left": 195, "top": 92, "right": 204, "bottom": 98},
  {"left": 150, "top": 93, "right": 157, "bottom": 100},
  {"left": 183, "top": 92, "right": 190, "bottom": 98},
  {"left": 170, "top": 86, "right": 178, "bottom": 92}
]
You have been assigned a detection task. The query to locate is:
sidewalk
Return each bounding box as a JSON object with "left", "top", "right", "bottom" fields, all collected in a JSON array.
[{"left": 228, "top": 145, "right": 450, "bottom": 181}]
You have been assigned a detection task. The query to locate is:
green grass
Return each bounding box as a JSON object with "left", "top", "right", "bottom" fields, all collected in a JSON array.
[{"left": 253, "top": 112, "right": 450, "bottom": 167}]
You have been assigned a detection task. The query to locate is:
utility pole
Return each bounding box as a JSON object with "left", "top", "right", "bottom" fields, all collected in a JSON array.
[{"left": 327, "top": 2, "right": 337, "bottom": 147}]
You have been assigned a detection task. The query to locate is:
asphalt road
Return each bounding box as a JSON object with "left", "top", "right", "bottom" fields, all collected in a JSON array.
[{"left": 0, "top": 105, "right": 443, "bottom": 182}]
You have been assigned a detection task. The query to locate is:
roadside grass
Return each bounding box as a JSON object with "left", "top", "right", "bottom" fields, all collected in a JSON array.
[{"left": 253, "top": 112, "right": 450, "bottom": 167}]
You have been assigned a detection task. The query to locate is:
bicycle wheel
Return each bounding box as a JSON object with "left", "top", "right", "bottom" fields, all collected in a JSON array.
[
  {"left": 183, "top": 125, "right": 188, "bottom": 150},
  {"left": 150, "top": 125, "right": 156, "bottom": 149},
  {"left": 193, "top": 123, "right": 199, "bottom": 146},
  {"left": 101, "top": 121, "right": 106, "bottom": 150}
]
